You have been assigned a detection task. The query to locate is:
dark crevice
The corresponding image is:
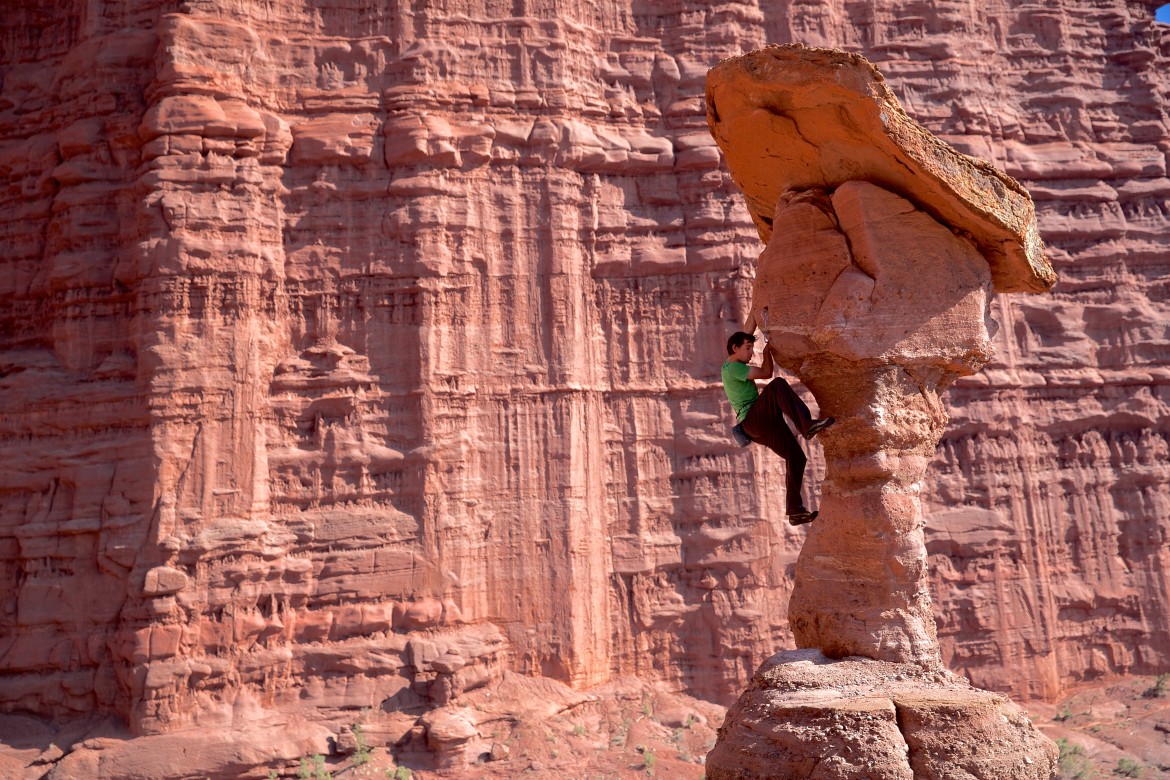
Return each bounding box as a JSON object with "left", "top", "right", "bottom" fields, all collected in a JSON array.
[{"left": 892, "top": 700, "right": 919, "bottom": 779}]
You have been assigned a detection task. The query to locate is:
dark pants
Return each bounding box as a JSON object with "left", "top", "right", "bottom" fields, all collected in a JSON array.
[{"left": 741, "top": 377, "right": 814, "bottom": 513}]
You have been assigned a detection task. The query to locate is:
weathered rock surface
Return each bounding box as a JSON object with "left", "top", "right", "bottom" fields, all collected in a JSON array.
[
  {"left": 707, "top": 650, "right": 1056, "bottom": 780},
  {"left": 0, "top": 0, "right": 1169, "bottom": 776},
  {"left": 0, "top": 0, "right": 784, "bottom": 771}
]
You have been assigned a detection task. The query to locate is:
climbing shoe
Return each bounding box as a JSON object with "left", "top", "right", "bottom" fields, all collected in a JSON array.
[
  {"left": 730, "top": 423, "right": 752, "bottom": 447},
  {"left": 805, "top": 417, "right": 836, "bottom": 440},
  {"left": 787, "top": 510, "right": 818, "bottom": 526}
]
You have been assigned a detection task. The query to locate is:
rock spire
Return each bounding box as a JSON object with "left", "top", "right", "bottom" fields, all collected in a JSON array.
[{"left": 704, "top": 44, "right": 1057, "bottom": 779}]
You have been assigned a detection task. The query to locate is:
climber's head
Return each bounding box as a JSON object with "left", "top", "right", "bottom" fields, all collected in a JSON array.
[{"left": 727, "top": 331, "right": 756, "bottom": 356}]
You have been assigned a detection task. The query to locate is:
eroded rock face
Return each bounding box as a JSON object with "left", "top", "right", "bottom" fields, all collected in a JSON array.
[
  {"left": 0, "top": 0, "right": 776, "bottom": 748},
  {"left": 1, "top": 0, "right": 1169, "bottom": 775}
]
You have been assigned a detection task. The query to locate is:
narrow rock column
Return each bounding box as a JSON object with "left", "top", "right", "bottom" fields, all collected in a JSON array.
[
  {"left": 759, "top": 182, "right": 997, "bottom": 664},
  {"left": 788, "top": 358, "right": 950, "bottom": 665}
]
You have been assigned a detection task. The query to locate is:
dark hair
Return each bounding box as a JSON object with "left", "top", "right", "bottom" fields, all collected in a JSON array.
[{"left": 726, "top": 331, "right": 756, "bottom": 355}]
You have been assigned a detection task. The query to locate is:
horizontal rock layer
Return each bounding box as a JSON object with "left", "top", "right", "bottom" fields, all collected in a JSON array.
[{"left": 0, "top": 0, "right": 1168, "bottom": 759}]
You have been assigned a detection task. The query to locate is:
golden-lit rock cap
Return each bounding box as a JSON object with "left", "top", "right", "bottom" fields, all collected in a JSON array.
[{"left": 706, "top": 44, "right": 1056, "bottom": 294}]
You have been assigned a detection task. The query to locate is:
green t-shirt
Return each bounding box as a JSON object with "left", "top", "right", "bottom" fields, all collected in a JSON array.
[{"left": 722, "top": 360, "right": 758, "bottom": 422}]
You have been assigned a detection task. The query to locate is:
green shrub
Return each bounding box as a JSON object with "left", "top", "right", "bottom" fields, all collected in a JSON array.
[
  {"left": 1057, "top": 738, "right": 1091, "bottom": 780},
  {"left": 296, "top": 755, "right": 331, "bottom": 780},
  {"left": 1143, "top": 674, "right": 1170, "bottom": 699},
  {"left": 352, "top": 724, "right": 371, "bottom": 766},
  {"left": 1116, "top": 757, "right": 1142, "bottom": 777}
]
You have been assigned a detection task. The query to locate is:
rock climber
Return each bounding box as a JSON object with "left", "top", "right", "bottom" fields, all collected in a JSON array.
[{"left": 722, "top": 331, "right": 834, "bottom": 525}]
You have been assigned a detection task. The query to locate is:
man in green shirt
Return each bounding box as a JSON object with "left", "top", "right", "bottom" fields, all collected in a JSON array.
[{"left": 722, "top": 331, "right": 834, "bottom": 525}]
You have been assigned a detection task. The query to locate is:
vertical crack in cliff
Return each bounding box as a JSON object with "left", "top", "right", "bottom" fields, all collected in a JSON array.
[
  {"left": 891, "top": 699, "right": 918, "bottom": 779},
  {"left": 171, "top": 421, "right": 204, "bottom": 533}
]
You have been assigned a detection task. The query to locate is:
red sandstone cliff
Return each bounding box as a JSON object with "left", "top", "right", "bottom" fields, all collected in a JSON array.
[{"left": 1, "top": 0, "right": 1168, "bottom": 773}]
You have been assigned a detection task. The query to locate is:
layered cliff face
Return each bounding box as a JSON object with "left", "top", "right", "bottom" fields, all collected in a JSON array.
[
  {"left": 0, "top": 0, "right": 1168, "bottom": 753},
  {"left": 0, "top": 0, "right": 783, "bottom": 736}
]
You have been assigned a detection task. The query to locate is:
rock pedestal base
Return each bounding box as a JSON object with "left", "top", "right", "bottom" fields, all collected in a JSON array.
[{"left": 706, "top": 650, "right": 1056, "bottom": 780}]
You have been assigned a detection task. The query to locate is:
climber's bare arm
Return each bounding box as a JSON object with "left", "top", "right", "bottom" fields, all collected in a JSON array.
[{"left": 747, "top": 341, "right": 774, "bottom": 380}]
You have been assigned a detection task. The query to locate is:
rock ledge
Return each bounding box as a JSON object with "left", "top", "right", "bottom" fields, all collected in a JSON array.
[
  {"left": 706, "top": 44, "right": 1056, "bottom": 294},
  {"left": 707, "top": 650, "right": 1057, "bottom": 780}
]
